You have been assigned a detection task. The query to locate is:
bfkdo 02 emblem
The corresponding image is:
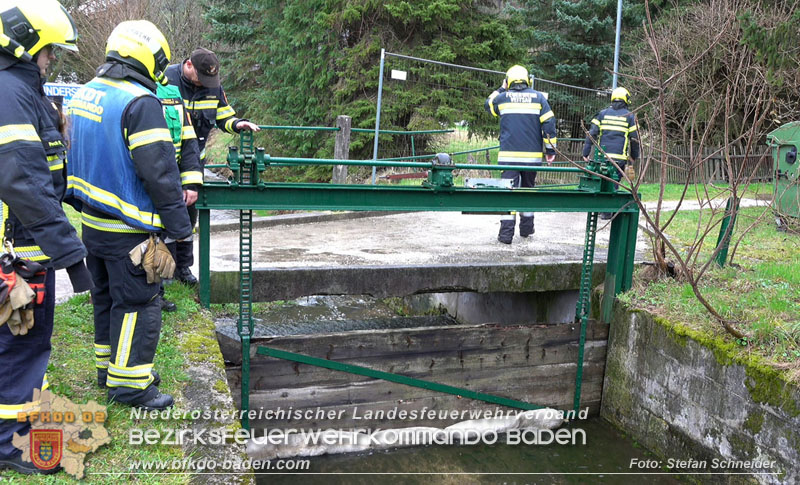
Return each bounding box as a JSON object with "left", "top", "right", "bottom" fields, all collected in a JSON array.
[{"left": 30, "top": 429, "right": 63, "bottom": 470}]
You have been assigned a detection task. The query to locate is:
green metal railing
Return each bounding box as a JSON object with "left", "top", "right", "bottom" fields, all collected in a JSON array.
[{"left": 196, "top": 135, "right": 639, "bottom": 429}]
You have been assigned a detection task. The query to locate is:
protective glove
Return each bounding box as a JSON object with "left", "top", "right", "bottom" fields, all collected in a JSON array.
[
  {"left": 624, "top": 163, "right": 636, "bottom": 181},
  {"left": 12, "top": 258, "right": 46, "bottom": 305},
  {"left": 0, "top": 280, "right": 9, "bottom": 305},
  {"left": 7, "top": 307, "right": 34, "bottom": 336},
  {"left": 130, "top": 235, "right": 176, "bottom": 284},
  {"left": 0, "top": 254, "right": 17, "bottom": 294},
  {"left": 151, "top": 236, "right": 176, "bottom": 281},
  {"left": 8, "top": 275, "right": 34, "bottom": 310}
]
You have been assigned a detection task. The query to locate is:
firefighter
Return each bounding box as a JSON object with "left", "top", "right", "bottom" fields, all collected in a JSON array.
[
  {"left": 66, "top": 20, "right": 192, "bottom": 410},
  {"left": 582, "top": 86, "right": 640, "bottom": 219},
  {"left": 164, "top": 48, "right": 259, "bottom": 285},
  {"left": 0, "top": 0, "right": 93, "bottom": 474},
  {"left": 486, "top": 65, "right": 558, "bottom": 244},
  {"left": 156, "top": 78, "right": 202, "bottom": 312}
]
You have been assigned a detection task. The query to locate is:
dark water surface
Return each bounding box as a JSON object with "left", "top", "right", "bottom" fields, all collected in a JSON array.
[{"left": 254, "top": 418, "right": 684, "bottom": 485}]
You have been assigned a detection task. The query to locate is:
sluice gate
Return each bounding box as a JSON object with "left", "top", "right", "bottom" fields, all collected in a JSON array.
[{"left": 196, "top": 131, "right": 639, "bottom": 429}]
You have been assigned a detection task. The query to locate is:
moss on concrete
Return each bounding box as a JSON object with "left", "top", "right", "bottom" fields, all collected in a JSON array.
[
  {"left": 619, "top": 300, "right": 800, "bottom": 418},
  {"left": 742, "top": 411, "right": 764, "bottom": 436},
  {"left": 743, "top": 364, "right": 800, "bottom": 418}
]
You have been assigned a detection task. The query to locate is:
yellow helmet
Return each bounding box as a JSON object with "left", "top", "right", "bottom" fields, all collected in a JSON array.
[
  {"left": 105, "top": 20, "right": 171, "bottom": 85},
  {"left": 0, "top": 0, "right": 78, "bottom": 62},
  {"left": 506, "top": 65, "right": 531, "bottom": 88},
  {"left": 611, "top": 87, "right": 631, "bottom": 104}
]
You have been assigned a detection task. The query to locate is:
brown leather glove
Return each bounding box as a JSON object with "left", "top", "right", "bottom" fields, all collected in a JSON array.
[
  {"left": 625, "top": 162, "right": 635, "bottom": 181},
  {"left": 8, "top": 276, "right": 34, "bottom": 310},
  {"left": 130, "top": 235, "right": 176, "bottom": 284},
  {"left": 152, "top": 236, "right": 176, "bottom": 281},
  {"left": 7, "top": 307, "right": 34, "bottom": 336}
]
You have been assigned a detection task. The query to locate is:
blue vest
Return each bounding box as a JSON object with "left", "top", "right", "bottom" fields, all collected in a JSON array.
[{"left": 66, "top": 77, "right": 164, "bottom": 231}]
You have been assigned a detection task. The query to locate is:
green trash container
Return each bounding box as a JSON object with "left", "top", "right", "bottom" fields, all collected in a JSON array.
[{"left": 767, "top": 122, "right": 800, "bottom": 229}]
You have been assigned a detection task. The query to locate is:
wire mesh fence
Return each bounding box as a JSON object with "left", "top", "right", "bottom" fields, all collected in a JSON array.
[{"left": 373, "top": 51, "right": 611, "bottom": 184}]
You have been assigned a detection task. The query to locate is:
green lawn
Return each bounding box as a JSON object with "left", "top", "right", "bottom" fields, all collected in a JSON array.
[
  {"left": 621, "top": 205, "right": 800, "bottom": 368},
  {"left": 635, "top": 182, "right": 773, "bottom": 203},
  {"left": 1, "top": 284, "right": 202, "bottom": 484}
]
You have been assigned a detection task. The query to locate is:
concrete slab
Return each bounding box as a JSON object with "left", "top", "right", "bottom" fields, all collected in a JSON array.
[{"left": 54, "top": 197, "right": 770, "bottom": 302}]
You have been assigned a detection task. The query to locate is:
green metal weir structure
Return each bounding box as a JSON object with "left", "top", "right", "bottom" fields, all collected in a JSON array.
[{"left": 196, "top": 130, "right": 639, "bottom": 429}]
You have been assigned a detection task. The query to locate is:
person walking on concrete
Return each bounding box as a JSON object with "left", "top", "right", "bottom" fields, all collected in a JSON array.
[
  {"left": 0, "top": 0, "right": 93, "bottom": 474},
  {"left": 582, "top": 86, "right": 639, "bottom": 219},
  {"left": 486, "top": 65, "right": 557, "bottom": 244},
  {"left": 66, "top": 20, "right": 192, "bottom": 410},
  {"left": 164, "top": 48, "right": 260, "bottom": 285}
]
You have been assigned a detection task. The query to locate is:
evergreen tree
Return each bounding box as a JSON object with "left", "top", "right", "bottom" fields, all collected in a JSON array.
[{"left": 204, "top": 0, "right": 522, "bottom": 179}]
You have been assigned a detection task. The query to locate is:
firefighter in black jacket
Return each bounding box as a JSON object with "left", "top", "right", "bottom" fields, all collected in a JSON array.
[
  {"left": 582, "top": 87, "right": 639, "bottom": 219},
  {"left": 486, "top": 65, "right": 558, "bottom": 244},
  {"left": 66, "top": 20, "right": 192, "bottom": 411},
  {"left": 0, "top": 0, "right": 93, "bottom": 475},
  {"left": 164, "top": 48, "right": 260, "bottom": 285}
]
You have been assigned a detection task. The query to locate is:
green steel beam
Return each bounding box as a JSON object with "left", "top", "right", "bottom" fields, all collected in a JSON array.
[
  {"left": 351, "top": 128, "right": 454, "bottom": 135},
  {"left": 601, "top": 210, "right": 639, "bottom": 322},
  {"left": 714, "top": 197, "right": 739, "bottom": 267},
  {"left": 261, "top": 156, "right": 583, "bottom": 173},
  {"left": 256, "top": 346, "right": 544, "bottom": 411},
  {"left": 197, "top": 183, "right": 636, "bottom": 213}
]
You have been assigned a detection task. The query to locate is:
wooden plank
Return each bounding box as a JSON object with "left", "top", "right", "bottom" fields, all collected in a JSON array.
[
  {"left": 223, "top": 321, "right": 609, "bottom": 363},
  {"left": 227, "top": 342, "right": 607, "bottom": 390},
  {"left": 232, "top": 362, "right": 605, "bottom": 410}
]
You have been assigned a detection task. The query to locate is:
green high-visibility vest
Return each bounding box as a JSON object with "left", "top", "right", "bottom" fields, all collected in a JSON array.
[{"left": 156, "top": 83, "right": 184, "bottom": 159}]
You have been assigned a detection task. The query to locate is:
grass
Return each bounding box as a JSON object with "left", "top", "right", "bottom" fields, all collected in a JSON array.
[
  {"left": 620, "top": 205, "right": 800, "bottom": 370},
  {"left": 635, "top": 182, "right": 773, "bottom": 203},
  {"left": 0, "top": 283, "right": 202, "bottom": 484}
]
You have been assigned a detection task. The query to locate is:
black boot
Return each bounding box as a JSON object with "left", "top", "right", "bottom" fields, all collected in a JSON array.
[
  {"left": 0, "top": 454, "right": 61, "bottom": 475},
  {"left": 131, "top": 391, "right": 174, "bottom": 411},
  {"left": 159, "top": 297, "right": 177, "bottom": 312},
  {"left": 175, "top": 267, "right": 197, "bottom": 286}
]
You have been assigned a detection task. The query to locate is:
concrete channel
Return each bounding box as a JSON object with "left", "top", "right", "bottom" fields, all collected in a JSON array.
[{"left": 208, "top": 210, "right": 646, "bottom": 434}]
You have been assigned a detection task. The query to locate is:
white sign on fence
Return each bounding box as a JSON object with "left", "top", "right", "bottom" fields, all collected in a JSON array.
[{"left": 391, "top": 69, "right": 407, "bottom": 81}]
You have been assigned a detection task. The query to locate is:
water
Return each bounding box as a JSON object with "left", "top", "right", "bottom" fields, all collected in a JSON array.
[
  {"left": 230, "top": 296, "right": 683, "bottom": 484},
  {"left": 254, "top": 419, "right": 683, "bottom": 484}
]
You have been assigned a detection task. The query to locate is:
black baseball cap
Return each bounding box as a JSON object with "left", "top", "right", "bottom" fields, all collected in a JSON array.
[{"left": 190, "top": 48, "right": 220, "bottom": 88}]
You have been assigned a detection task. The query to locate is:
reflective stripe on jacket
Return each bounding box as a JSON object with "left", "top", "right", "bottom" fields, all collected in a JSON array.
[
  {"left": 67, "top": 78, "right": 169, "bottom": 231},
  {"left": 164, "top": 63, "right": 244, "bottom": 157},
  {"left": 582, "top": 102, "right": 639, "bottom": 161},
  {"left": 485, "top": 85, "right": 558, "bottom": 164}
]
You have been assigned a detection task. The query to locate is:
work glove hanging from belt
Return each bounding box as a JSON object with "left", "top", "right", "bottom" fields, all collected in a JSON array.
[
  {"left": 129, "top": 234, "right": 176, "bottom": 284},
  {"left": 0, "top": 254, "right": 36, "bottom": 335}
]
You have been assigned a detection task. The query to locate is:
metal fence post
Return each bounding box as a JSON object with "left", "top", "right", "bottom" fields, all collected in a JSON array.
[
  {"left": 371, "top": 49, "right": 386, "bottom": 185},
  {"left": 333, "top": 115, "right": 351, "bottom": 184}
]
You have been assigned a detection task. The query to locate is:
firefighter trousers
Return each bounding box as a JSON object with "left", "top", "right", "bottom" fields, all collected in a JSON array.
[
  {"left": 499, "top": 162, "right": 539, "bottom": 242},
  {"left": 84, "top": 228, "right": 161, "bottom": 405},
  {"left": 0, "top": 270, "right": 54, "bottom": 458}
]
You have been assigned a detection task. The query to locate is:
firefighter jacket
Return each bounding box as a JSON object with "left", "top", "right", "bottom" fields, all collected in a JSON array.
[
  {"left": 65, "top": 63, "right": 192, "bottom": 240},
  {"left": 582, "top": 100, "right": 640, "bottom": 162},
  {"left": 156, "top": 83, "right": 203, "bottom": 190},
  {"left": 0, "top": 54, "right": 87, "bottom": 270},
  {"left": 485, "top": 85, "right": 558, "bottom": 164},
  {"left": 164, "top": 62, "right": 248, "bottom": 160}
]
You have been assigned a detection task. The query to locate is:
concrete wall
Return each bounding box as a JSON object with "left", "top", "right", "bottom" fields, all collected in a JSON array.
[
  {"left": 407, "top": 290, "right": 579, "bottom": 325},
  {"left": 602, "top": 304, "right": 800, "bottom": 484}
]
